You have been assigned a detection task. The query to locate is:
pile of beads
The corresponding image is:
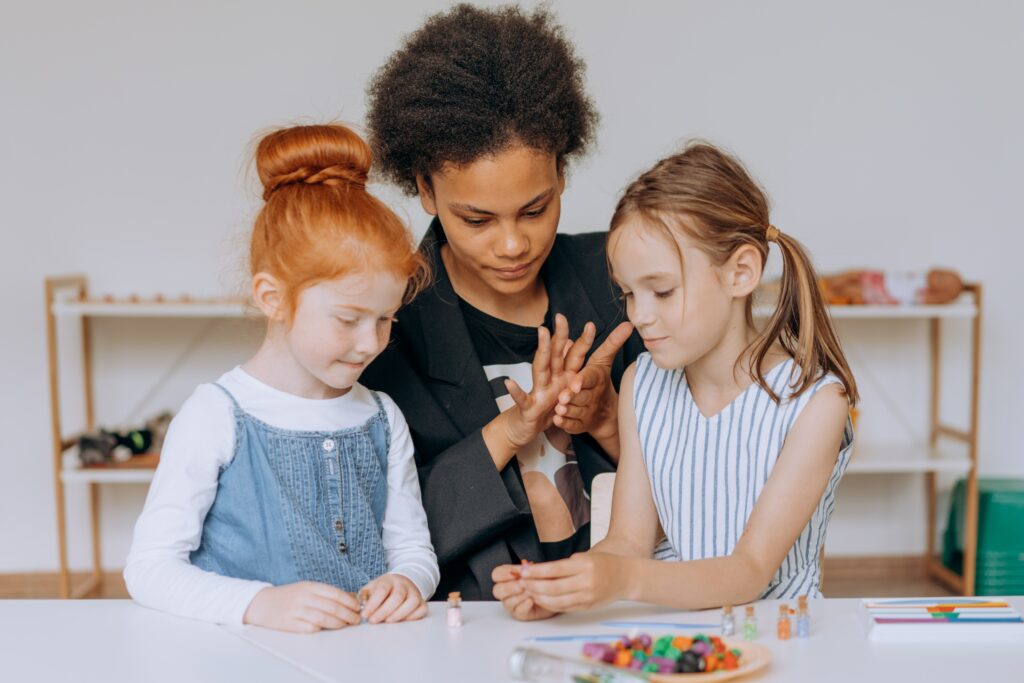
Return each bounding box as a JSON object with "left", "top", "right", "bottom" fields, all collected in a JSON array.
[{"left": 581, "top": 633, "right": 742, "bottom": 674}]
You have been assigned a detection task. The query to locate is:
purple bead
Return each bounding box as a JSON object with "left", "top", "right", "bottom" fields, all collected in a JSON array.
[
  {"left": 582, "top": 643, "right": 613, "bottom": 662},
  {"left": 648, "top": 657, "right": 677, "bottom": 673},
  {"left": 637, "top": 634, "right": 653, "bottom": 649},
  {"left": 628, "top": 659, "right": 645, "bottom": 670},
  {"left": 691, "top": 641, "right": 711, "bottom": 656}
]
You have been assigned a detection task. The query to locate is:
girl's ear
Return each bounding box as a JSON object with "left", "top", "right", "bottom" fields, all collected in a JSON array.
[
  {"left": 416, "top": 175, "right": 438, "bottom": 216},
  {"left": 726, "top": 244, "right": 763, "bottom": 298},
  {"left": 252, "top": 272, "right": 286, "bottom": 320}
]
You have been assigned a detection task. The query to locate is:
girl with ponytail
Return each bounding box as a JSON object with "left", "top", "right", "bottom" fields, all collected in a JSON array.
[
  {"left": 125, "top": 124, "right": 439, "bottom": 632},
  {"left": 493, "top": 142, "right": 857, "bottom": 617}
]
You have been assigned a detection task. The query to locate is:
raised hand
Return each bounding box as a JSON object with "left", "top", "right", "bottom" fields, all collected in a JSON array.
[
  {"left": 501, "top": 314, "right": 596, "bottom": 447},
  {"left": 554, "top": 321, "right": 634, "bottom": 457}
]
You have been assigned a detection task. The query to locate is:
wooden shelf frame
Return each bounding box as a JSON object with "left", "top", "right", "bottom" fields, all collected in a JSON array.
[
  {"left": 755, "top": 286, "right": 983, "bottom": 594},
  {"left": 46, "top": 275, "right": 100, "bottom": 599},
  {"left": 924, "top": 283, "right": 982, "bottom": 595},
  {"left": 46, "top": 276, "right": 983, "bottom": 597},
  {"left": 45, "top": 276, "right": 247, "bottom": 598}
]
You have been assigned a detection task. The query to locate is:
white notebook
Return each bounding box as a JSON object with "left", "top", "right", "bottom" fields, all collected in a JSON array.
[{"left": 861, "top": 598, "right": 1024, "bottom": 642}]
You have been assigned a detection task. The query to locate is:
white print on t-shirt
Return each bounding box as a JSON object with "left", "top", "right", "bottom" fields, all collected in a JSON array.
[{"left": 483, "top": 362, "right": 590, "bottom": 542}]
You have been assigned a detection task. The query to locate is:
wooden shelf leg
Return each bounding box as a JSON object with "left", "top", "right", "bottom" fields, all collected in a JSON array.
[
  {"left": 46, "top": 277, "right": 81, "bottom": 599},
  {"left": 926, "top": 318, "right": 940, "bottom": 571},
  {"left": 55, "top": 480, "right": 71, "bottom": 599},
  {"left": 89, "top": 483, "right": 103, "bottom": 595},
  {"left": 963, "top": 286, "right": 982, "bottom": 596}
]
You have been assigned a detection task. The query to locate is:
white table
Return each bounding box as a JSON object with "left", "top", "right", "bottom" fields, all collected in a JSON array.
[
  {"left": 3, "top": 598, "right": 1021, "bottom": 682},
  {"left": 0, "top": 600, "right": 315, "bottom": 682},
  {"left": 225, "top": 598, "right": 1024, "bottom": 682}
]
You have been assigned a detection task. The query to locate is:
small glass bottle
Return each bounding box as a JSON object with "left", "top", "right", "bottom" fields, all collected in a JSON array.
[
  {"left": 777, "top": 604, "right": 791, "bottom": 640},
  {"left": 447, "top": 591, "right": 463, "bottom": 628},
  {"left": 721, "top": 604, "right": 736, "bottom": 636},
  {"left": 796, "top": 595, "right": 810, "bottom": 638},
  {"left": 743, "top": 605, "right": 758, "bottom": 641},
  {"left": 508, "top": 647, "right": 647, "bottom": 682}
]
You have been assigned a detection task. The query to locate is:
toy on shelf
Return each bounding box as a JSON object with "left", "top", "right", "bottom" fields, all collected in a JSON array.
[
  {"left": 76, "top": 411, "right": 172, "bottom": 468},
  {"left": 760, "top": 268, "right": 965, "bottom": 307},
  {"left": 819, "top": 268, "right": 964, "bottom": 306}
]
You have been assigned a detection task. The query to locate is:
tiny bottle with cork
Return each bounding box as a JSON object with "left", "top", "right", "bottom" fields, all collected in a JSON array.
[
  {"left": 721, "top": 604, "right": 736, "bottom": 636},
  {"left": 743, "top": 605, "right": 758, "bottom": 640},
  {"left": 777, "top": 603, "right": 792, "bottom": 640},
  {"left": 796, "top": 595, "right": 810, "bottom": 637},
  {"left": 447, "top": 591, "right": 463, "bottom": 628}
]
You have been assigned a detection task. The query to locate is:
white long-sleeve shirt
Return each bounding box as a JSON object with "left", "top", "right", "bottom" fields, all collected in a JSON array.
[{"left": 124, "top": 367, "right": 439, "bottom": 625}]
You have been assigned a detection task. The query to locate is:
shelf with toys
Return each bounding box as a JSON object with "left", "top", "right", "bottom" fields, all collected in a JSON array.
[
  {"left": 45, "top": 272, "right": 982, "bottom": 598},
  {"left": 752, "top": 293, "right": 977, "bottom": 320},
  {"left": 757, "top": 269, "right": 982, "bottom": 596},
  {"left": 45, "top": 275, "right": 251, "bottom": 598}
]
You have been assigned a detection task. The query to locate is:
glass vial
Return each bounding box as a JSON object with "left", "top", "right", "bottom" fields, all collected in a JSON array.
[
  {"left": 777, "top": 604, "right": 791, "bottom": 640},
  {"left": 721, "top": 604, "right": 736, "bottom": 636},
  {"left": 447, "top": 591, "right": 462, "bottom": 628},
  {"left": 743, "top": 605, "right": 758, "bottom": 641},
  {"left": 796, "top": 595, "right": 810, "bottom": 638},
  {"left": 508, "top": 647, "right": 648, "bottom": 682}
]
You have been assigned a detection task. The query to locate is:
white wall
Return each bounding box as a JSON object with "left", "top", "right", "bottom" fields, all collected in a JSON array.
[{"left": 2, "top": 0, "right": 1021, "bottom": 571}]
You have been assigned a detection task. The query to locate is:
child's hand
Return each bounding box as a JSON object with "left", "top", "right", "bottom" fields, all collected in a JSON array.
[
  {"left": 517, "top": 552, "right": 628, "bottom": 613},
  {"left": 243, "top": 581, "right": 361, "bottom": 633},
  {"left": 491, "top": 563, "right": 559, "bottom": 621},
  {"left": 359, "top": 573, "right": 427, "bottom": 624},
  {"left": 554, "top": 321, "right": 634, "bottom": 440}
]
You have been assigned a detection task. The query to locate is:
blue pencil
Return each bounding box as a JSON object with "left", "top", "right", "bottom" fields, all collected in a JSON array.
[
  {"left": 600, "top": 621, "right": 718, "bottom": 630},
  {"left": 524, "top": 634, "right": 624, "bottom": 643}
]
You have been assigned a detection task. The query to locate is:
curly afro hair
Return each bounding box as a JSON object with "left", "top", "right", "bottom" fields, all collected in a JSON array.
[{"left": 366, "top": 3, "right": 598, "bottom": 196}]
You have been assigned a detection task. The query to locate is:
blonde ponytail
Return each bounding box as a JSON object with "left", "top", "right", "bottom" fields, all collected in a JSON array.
[{"left": 749, "top": 228, "right": 858, "bottom": 405}]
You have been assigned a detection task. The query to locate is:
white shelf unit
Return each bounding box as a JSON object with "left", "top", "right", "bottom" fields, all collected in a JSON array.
[
  {"left": 844, "top": 444, "right": 972, "bottom": 475},
  {"left": 45, "top": 275, "right": 251, "bottom": 598},
  {"left": 757, "top": 287, "right": 982, "bottom": 594},
  {"left": 46, "top": 275, "right": 983, "bottom": 597}
]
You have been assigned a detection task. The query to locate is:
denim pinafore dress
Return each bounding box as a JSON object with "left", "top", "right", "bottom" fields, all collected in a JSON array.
[{"left": 190, "top": 384, "right": 390, "bottom": 591}]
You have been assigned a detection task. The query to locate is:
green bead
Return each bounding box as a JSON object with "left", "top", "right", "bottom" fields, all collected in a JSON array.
[
  {"left": 664, "top": 646, "right": 681, "bottom": 660},
  {"left": 632, "top": 651, "right": 648, "bottom": 662},
  {"left": 642, "top": 662, "right": 659, "bottom": 673}
]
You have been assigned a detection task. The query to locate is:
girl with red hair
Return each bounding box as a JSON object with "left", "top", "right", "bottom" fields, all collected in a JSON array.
[{"left": 125, "top": 124, "right": 439, "bottom": 633}]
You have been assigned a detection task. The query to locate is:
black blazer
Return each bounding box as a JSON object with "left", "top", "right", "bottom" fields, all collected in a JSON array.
[{"left": 361, "top": 219, "right": 643, "bottom": 600}]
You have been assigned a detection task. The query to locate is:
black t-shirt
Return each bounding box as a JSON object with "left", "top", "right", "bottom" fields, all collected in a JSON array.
[{"left": 459, "top": 298, "right": 591, "bottom": 561}]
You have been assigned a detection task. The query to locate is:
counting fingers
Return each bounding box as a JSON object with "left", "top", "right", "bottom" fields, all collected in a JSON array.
[{"left": 532, "top": 325, "right": 553, "bottom": 389}]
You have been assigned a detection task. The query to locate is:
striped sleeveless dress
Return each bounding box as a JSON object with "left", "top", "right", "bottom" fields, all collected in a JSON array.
[{"left": 633, "top": 352, "right": 853, "bottom": 598}]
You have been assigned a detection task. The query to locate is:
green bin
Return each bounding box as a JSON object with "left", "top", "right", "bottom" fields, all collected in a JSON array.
[{"left": 942, "top": 478, "right": 1024, "bottom": 595}]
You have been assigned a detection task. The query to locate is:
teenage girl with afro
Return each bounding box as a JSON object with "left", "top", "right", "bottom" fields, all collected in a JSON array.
[{"left": 361, "top": 4, "right": 643, "bottom": 600}]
